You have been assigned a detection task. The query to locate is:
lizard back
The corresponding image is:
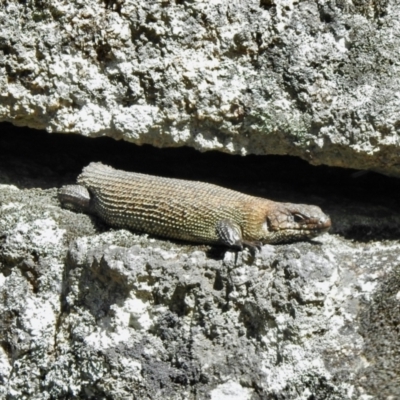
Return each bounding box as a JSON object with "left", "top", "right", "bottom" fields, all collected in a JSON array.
[{"left": 78, "top": 162, "right": 259, "bottom": 244}]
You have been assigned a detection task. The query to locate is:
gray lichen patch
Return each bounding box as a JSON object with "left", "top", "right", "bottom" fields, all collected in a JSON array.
[
  {"left": 0, "top": 187, "right": 67, "bottom": 399},
  {"left": 0, "top": 188, "right": 65, "bottom": 260},
  {"left": 355, "top": 265, "right": 400, "bottom": 398},
  {"left": 0, "top": 186, "right": 99, "bottom": 260}
]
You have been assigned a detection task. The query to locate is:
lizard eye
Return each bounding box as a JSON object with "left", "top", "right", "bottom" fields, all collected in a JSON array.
[{"left": 293, "top": 213, "right": 305, "bottom": 223}]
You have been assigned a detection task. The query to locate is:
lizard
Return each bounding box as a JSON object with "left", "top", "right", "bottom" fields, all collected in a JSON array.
[{"left": 58, "top": 162, "right": 331, "bottom": 251}]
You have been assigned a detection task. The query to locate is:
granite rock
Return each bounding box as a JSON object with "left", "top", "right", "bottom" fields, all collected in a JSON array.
[
  {"left": 1, "top": 179, "right": 400, "bottom": 399},
  {"left": 1, "top": 1, "right": 400, "bottom": 176}
]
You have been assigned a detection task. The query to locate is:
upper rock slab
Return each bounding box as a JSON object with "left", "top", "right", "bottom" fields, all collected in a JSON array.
[{"left": 0, "top": 0, "right": 399, "bottom": 176}]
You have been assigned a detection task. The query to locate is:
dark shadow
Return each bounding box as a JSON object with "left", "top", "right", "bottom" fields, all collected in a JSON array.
[{"left": 0, "top": 122, "right": 400, "bottom": 242}]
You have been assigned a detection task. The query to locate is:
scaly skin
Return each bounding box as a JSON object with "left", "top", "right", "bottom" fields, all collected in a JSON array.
[{"left": 58, "top": 162, "right": 331, "bottom": 250}]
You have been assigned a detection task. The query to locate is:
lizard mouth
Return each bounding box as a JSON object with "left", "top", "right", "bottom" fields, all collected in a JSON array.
[
  {"left": 296, "top": 215, "right": 331, "bottom": 238},
  {"left": 306, "top": 215, "right": 332, "bottom": 234}
]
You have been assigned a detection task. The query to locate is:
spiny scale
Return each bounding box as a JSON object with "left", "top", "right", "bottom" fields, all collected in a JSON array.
[{"left": 77, "top": 162, "right": 268, "bottom": 244}]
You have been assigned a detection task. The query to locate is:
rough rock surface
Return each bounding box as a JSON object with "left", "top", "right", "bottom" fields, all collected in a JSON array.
[
  {"left": 1, "top": 127, "right": 400, "bottom": 399},
  {"left": 1, "top": 0, "right": 400, "bottom": 176},
  {"left": 1, "top": 185, "right": 400, "bottom": 399}
]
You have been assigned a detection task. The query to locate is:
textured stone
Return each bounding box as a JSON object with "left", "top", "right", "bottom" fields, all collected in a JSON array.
[
  {"left": 1, "top": 1, "right": 400, "bottom": 176},
  {"left": 1, "top": 178, "right": 400, "bottom": 399},
  {"left": 1, "top": 126, "right": 400, "bottom": 399}
]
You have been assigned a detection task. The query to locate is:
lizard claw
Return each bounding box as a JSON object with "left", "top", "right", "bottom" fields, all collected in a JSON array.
[{"left": 242, "top": 240, "right": 262, "bottom": 255}]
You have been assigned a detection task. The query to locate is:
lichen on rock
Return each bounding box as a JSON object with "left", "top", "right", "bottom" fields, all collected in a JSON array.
[{"left": 1, "top": 1, "right": 400, "bottom": 176}]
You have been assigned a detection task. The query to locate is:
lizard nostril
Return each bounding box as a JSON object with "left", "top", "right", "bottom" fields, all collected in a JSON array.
[{"left": 320, "top": 216, "right": 332, "bottom": 229}]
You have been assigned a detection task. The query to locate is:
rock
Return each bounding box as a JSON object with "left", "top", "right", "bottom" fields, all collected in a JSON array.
[
  {"left": 1, "top": 1, "right": 400, "bottom": 176},
  {"left": 1, "top": 167, "right": 400, "bottom": 398}
]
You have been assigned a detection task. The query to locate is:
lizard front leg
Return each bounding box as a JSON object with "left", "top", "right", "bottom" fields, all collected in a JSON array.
[{"left": 215, "top": 220, "right": 262, "bottom": 252}]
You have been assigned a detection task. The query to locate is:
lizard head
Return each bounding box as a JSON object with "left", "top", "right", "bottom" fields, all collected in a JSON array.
[{"left": 258, "top": 203, "right": 331, "bottom": 244}]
